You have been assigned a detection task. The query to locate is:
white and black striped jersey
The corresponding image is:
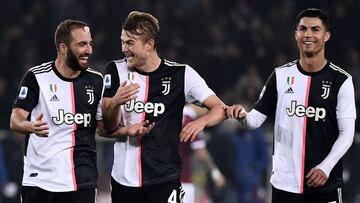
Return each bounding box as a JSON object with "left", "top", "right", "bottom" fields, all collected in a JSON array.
[
  {"left": 254, "top": 60, "right": 356, "bottom": 194},
  {"left": 103, "top": 58, "right": 214, "bottom": 187},
  {"left": 13, "top": 61, "right": 103, "bottom": 192}
]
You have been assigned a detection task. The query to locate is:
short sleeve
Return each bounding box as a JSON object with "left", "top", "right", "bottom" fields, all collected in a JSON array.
[
  {"left": 13, "top": 71, "right": 39, "bottom": 113},
  {"left": 184, "top": 66, "right": 215, "bottom": 104},
  {"left": 253, "top": 70, "right": 277, "bottom": 117},
  {"left": 103, "top": 61, "right": 120, "bottom": 98}
]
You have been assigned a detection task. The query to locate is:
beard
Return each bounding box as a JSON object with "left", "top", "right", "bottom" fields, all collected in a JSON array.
[{"left": 66, "top": 48, "right": 88, "bottom": 71}]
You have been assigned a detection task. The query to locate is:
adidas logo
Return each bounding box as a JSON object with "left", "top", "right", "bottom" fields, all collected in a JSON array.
[
  {"left": 285, "top": 87, "right": 294, "bottom": 94},
  {"left": 50, "top": 95, "right": 60, "bottom": 101}
]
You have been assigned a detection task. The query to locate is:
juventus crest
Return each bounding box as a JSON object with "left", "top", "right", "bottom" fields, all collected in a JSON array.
[
  {"left": 86, "top": 86, "right": 94, "bottom": 104},
  {"left": 161, "top": 77, "right": 171, "bottom": 95},
  {"left": 321, "top": 81, "right": 331, "bottom": 99}
]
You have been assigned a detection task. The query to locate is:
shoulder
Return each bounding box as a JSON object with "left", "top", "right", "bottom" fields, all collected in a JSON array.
[
  {"left": 105, "top": 58, "right": 127, "bottom": 71},
  {"left": 275, "top": 60, "right": 297, "bottom": 72},
  {"left": 328, "top": 62, "right": 352, "bottom": 78},
  {"left": 164, "top": 59, "right": 188, "bottom": 69},
  {"left": 28, "top": 61, "right": 53, "bottom": 75},
  {"left": 86, "top": 67, "right": 103, "bottom": 79}
]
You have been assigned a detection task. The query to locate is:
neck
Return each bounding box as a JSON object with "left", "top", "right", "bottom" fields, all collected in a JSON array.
[
  {"left": 55, "top": 56, "right": 81, "bottom": 78},
  {"left": 299, "top": 52, "right": 327, "bottom": 72},
  {"left": 137, "top": 52, "right": 161, "bottom": 73}
]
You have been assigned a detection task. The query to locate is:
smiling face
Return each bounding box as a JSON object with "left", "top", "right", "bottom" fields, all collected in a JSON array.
[
  {"left": 65, "top": 27, "right": 93, "bottom": 71},
  {"left": 121, "top": 29, "right": 150, "bottom": 69},
  {"left": 295, "top": 17, "right": 330, "bottom": 57}
]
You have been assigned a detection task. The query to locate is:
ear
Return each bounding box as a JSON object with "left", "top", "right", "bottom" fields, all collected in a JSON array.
[
  {"left": 294, "top": 30, "right": 299, "bottom": 41},
  {"left": 145, "top": 39, "right": 155, "bottom": 51},
  {"left": 58, "top": 43, "right": 67, "bottom": 54},
  {"left": 324, "top": 31, "right": 331, "bottom": 42}
]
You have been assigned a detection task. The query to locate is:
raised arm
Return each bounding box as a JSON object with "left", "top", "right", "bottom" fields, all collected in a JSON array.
[{"left": 102, "top": 80, "right": 139, "bottom": 133}]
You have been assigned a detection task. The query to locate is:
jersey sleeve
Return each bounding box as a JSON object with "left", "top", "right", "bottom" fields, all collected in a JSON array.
[
  {"left": 184, "top": 65, "right": 215, "bottom": 104},
  {"left": 13, "top": 71, "right": 39, "bottom": 113},
  {"left": 253, "top": 70, "right": 277, "bottom": 117},
  {"left": 96, "top": 76, "right": 104, "bottom": 121},
  {"left": 336, "top": 77, "right": 356, "bottom": 119},
  {"left": 103, "top": 61, "right": 120, "bottom": 98}
]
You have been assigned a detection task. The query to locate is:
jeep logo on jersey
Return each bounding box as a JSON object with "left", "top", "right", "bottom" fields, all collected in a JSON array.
[
  {"left": 125, "top": 99, "right": 165, "bottom": 117},
  {"left": 52, "top": 109, "right": 91, "bottom": 127},
  {"left": 286, "top": 101, "right": 326, "bottom": 121},
  {"left": 161, "top": 77, "right": 171, "bottom": 95}
]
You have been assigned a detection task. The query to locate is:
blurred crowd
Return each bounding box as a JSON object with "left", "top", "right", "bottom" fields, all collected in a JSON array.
[{"left": 1, "top": 0, "right": 359, "bottom": 202}]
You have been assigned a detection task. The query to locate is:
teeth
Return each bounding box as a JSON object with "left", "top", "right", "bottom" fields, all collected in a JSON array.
[{"left": 304, "top": 41, "right": 314, "bottom": 45}]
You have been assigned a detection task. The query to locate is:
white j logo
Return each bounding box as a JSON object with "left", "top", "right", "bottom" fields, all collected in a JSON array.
[
  {"left": 87, "top": 89, "right": 94, "bottom": 104},
  {"left": 321, "top": 84, "right": 330, "bottom": 99},
  {"left": 162, "top": 81, "right": 171, "bottom": 95}
]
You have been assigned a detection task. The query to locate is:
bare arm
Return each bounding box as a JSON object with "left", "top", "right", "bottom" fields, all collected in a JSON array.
[
  {"left": 226, "top": 105, "right": 267, "bottom": 130},
  {"left": 180, "top": 95, "right": 226, "bottom": 142},
  {"left": 97, "top": 119, "right": 155, "bottom": 138},
  {"left": 102, "top": 81, "right": 139, "bottom": 133},
  {"left": 10, "top": 108, "right": 49, "bottom": 137},
  {"left": 194, "top": 147, "right": 226, "bottom": 188}
]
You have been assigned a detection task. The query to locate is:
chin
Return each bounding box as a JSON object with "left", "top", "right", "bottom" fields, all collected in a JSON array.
[{"left": 126, "top": 62, "right": 135, "bottom": 68}]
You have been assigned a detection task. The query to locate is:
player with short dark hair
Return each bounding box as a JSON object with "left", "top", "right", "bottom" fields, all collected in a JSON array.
[
  {"left": 226, "top": 8, "right": 356, "bottom": 203},
  {"left": 10, "top": 19, "right": 101, "bottom": 203},
  {"left": 102, "top": 11, "right": 227, "bottom": 203}
]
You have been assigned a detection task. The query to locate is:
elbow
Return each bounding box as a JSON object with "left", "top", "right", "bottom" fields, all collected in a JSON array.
[{"left": 9, "top": 116, "right": 16, "bottom": 131}]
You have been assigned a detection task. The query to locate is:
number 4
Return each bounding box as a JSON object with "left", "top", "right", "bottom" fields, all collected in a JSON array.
[{"left": 168, "top": 189, "right": 177, "bottom": 203}]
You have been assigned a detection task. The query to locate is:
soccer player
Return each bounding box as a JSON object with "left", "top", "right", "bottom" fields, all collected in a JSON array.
[
  {"left": 10, "top": 19, "right": 101, "bottom": 203},
  {"left": 179, "top": 104, "right": 226, "bottom": 203},
  {"left": 102, "top": 11, "right": 227, "bottom": 203},
  {"left": 226, "top": 8, "right": 356, "bottom": 203}
]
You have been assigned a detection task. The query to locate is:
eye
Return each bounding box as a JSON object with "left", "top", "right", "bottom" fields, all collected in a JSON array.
[
  {"left": 312, "top": 27, "right": 321, "bottom": 32},
  {"left": 297, "top": 26, "right": 306, "bottom": 32}
]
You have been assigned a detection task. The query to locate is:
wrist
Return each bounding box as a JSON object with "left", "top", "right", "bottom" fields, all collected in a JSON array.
[
  {"left": 109, "top": 99, "right": 120, "bottom": 110},
  {"left": 211, "top": 168, "right": 221, "bottom": 180}
]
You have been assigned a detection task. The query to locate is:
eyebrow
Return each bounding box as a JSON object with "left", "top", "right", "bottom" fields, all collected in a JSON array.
[{"left": 298, "top": 25, "right": 322, "bottom": 29}]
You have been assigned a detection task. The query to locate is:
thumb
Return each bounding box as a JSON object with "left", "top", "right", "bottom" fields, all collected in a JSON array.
[
  {"left": 36, "top": 113, "right": 44, "bottom": 121},
  {"left": 306, "top": 168, "right": 315, "bottom": 178},
  {"left": 120, "top": 81, "right": 127, "bottom": 87}
]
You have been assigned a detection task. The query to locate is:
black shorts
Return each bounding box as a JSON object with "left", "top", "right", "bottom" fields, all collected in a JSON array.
[
  {"left": 21, "top": 186, "right": 95, "bottom": 203},
  {"left": 111, "top": 177, "right": 185, "bottom": 203},
  {"left": 272, "top": 186, "right": 342, "bottom": 203}
]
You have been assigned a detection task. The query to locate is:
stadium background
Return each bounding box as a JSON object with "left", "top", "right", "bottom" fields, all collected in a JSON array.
[{"left": 0, "top": 0, "right": 359, "bottom": 202}]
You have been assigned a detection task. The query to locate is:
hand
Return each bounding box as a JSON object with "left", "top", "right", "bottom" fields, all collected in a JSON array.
[
  {"left": 225, "top": 104, "right": 247, "bottom": 119},
  {"left": 212, "top": 169, "right": 226, "bottom": 189},
  {"left": 126, "top": 120, "right": 155, "bottom": 136},
  {"left": 179, "top": 119, "right": 206, "bottom": 142},
  {"left": 113, "top": 81, "right": 140, "bottom": 106},
  {"left": 31, "top": 113, "right": 49, "bottom": 137},
  {"left": 306, "top": 168, "right": 328, "bottom": 187}
]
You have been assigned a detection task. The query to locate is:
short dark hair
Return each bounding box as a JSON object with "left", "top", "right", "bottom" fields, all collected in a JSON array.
[
  {"left": 122, "top": 11, "right": 160, "bottom": 48},
  {"left": 54, "top": 19, "right": 89, "bottom": 51},
  {"left": 296, "top": 8, "right": 329, "bottom": 31}
]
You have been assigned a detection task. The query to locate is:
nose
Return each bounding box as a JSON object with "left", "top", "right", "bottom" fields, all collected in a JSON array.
[
  {"left": 85, "top": 44, "right": 93, "bottom": 55},
  {"left": 304, "top": 29, "right": 312, "bottom": 38},
  {"left": 122, "top": 43, "right": 128, "bottom": 52}
]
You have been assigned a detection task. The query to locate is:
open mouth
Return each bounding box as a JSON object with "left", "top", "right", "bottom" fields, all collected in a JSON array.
[
  {"left": 303, "top": 41, "right": 315, "bottom": 45},
  {"left": 79, "top": 56, "right": 89, "bottom": 65},
  {"left": 125, "top": 53, "right": 135, "bottom": 61}
]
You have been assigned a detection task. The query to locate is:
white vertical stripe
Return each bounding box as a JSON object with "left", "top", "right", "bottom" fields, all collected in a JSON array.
[
  {"left": 111, "top": 61, "right": 144, "bottom": 187},
  {"left": 338, "top": 187, "right": 342, "bottom": 203}
]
